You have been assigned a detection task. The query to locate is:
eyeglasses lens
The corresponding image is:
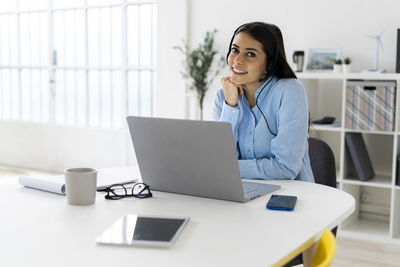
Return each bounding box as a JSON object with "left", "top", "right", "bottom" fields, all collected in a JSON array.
[
  {"left": 109, "top": 184, "right": 127, "bottom": 199},
  {"left": 132, "top": 183, "right": 151, "bottom": 198}
]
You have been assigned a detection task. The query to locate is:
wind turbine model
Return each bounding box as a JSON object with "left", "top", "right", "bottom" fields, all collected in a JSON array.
[{"left": 364, "top": 26, "right": 389, "bottom": 73}]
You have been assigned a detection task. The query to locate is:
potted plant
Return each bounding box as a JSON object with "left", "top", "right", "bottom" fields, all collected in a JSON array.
[
  {"left": 333, "top": 59, "right": 342, "bottom": 73},
  {"left": 174, "top": 30, "right": 225, "bottom": 120},
  {"left": 343, "top": 57, "right": 352, "bottom": 73}
]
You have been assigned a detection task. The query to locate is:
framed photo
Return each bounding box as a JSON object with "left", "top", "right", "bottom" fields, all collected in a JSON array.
[{"left": 305, "top": 48, "right": 339, "bottom": 71}]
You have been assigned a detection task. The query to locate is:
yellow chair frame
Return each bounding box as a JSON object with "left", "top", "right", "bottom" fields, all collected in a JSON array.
[{"left": 311, "top": 229, "right": 337, "bottom": 267}]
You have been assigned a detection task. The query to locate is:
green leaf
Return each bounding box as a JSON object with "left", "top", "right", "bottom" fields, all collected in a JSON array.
[{"left": 174, "top": 29, "right": 225, "bottom": 117}]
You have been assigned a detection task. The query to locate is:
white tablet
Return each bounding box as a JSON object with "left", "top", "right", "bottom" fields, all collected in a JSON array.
[{"left": 96, "top": 214, "right": 190, "bottom": 247}]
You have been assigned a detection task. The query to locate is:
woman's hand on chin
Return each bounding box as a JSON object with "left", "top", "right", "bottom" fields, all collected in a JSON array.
[{"left": 221, "top": 76, "right": 243, "bottom": 107}]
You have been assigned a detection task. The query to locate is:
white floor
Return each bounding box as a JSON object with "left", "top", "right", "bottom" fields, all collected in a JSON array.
[
  {"left": 333, "top": 235, "right": 400, "bottom": 267},
  {"left": 2, "top": 164, "right": 400, "bottom": 266}
]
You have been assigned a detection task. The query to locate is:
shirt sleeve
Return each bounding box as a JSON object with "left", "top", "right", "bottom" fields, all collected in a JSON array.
[
  {"left": 212, "top": 89, "right": 240, "bottom": 155},
  {"left": 238, "top": 81, "right": 309, "bottom": 180}
]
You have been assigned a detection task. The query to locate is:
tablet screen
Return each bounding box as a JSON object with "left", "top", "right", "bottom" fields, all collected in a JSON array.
[
  {"left": 97, "top": 214, "right": 189, "bottom": 247},
  {"left": 133, "top": 217, "right": 186, "bottom": 242}
]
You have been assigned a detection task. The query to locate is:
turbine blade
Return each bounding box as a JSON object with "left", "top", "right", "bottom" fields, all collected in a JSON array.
[
  {"left": 379, "top": 25, "right": 389, "bottom": 36},
  {"left": 365, "top": 35, "right": 377, "bottom": 39},
  {"left": 378, "top": 38, "right": 384, "bottom": 50}
]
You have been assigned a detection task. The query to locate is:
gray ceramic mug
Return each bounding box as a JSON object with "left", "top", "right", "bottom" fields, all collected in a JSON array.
[{"left": 64, "top": 168, "right": 97, "bottom": 205}]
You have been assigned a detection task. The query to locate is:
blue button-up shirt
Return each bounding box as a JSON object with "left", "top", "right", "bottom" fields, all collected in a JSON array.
[{"left": 213, "top": 76, "right": 314, "bottom": 182}]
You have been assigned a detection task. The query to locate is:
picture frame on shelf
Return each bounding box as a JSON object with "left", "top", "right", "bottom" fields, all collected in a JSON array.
[{"left": 305, "top": 48, "right": 340, "bottom": 71}]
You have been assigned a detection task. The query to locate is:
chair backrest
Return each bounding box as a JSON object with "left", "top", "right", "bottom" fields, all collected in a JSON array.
[
  {"left": 308, "top": 137, "right": 337, "bottom": 188},
  {"left": 311, "top": 229, "right": 337, "bottom": 267},
  {"left": 308, "top": 137, "right": 338, "bottom": 237}
]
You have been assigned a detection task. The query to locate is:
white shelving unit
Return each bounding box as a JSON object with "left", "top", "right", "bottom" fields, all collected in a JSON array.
[{"left": 298, "top": 72, "right": 400, "bottom": 244}]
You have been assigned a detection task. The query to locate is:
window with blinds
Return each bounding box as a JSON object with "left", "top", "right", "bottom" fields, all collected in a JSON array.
[{"left": 0, "top": 0, "right": 157, "bottom": 128}]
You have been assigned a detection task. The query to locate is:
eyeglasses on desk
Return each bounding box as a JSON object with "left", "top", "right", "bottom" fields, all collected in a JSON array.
[{"left": 98, "top": 182, "right": 152, "bottom": 200}]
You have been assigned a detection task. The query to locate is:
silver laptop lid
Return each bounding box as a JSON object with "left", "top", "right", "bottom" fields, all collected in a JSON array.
[{"left": 127, "top": 116, "right": 247, "bottom": 202}]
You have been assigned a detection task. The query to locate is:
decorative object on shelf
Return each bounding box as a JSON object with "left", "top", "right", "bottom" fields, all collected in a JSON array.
[
  {"left": 363, "top": 26, "right": 388, "bottom": 73},
  {"left": 305, "top": 48, "right": 339, "bottom": 71},
  {"left": 345, "top": 133, "right": 375, "bottom": 182},
  {"left": 345, "top": 80, "right": 396, "bottom": 131},
  {"left": 333, "top": 59, "right": 342, "bottom": 73},
  {"left": 292, "top": 50, "right": 305, "bottom": 72},
  {"left": 174, "top": 30, "right": 225, "bottom": 120},
  {"left": 343, "top": 57, "right": 351, "bottom": 73}
]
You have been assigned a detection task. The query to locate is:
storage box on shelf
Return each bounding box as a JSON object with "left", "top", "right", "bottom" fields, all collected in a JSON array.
[
  {"left": 299, "top": 72, "right": 400, "bottom": 244},
  {"left": 345, "top": 81, "right": 396, "bottom": 132}
]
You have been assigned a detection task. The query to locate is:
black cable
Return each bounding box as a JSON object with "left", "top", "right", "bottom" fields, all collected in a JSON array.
[{"left": 255, "top": 77, "right": 277, "bottom": 136}]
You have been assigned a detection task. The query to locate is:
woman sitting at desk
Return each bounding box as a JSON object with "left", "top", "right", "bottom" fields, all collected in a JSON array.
[{"left": 213, "top": 22, "right": 314, "bottom": 183}]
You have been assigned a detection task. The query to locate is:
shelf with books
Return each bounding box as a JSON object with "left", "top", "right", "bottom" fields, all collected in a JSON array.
[
  {"left": 299, "top": 72, "right": 400, "bottom": 244},
  {"left": 343, "top": 133, "right": 394, "bottom": 183}
]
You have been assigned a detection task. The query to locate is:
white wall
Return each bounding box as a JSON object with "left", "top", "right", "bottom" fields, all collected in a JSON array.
[
  {"left": 184, "top": 0, "right": 400, "bottom": 120},
  {"left": 155, "top": 0, "right": 187, "bottom": 119}
]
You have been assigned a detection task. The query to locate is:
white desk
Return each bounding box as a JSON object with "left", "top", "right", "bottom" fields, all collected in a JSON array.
[{"left": 1, "top": 167, "right": 354, "bottom": 267}]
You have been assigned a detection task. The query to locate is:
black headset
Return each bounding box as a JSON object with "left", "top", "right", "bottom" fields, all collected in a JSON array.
[{"left": 227, "top": 22, "right": 279, "bottom": 136}]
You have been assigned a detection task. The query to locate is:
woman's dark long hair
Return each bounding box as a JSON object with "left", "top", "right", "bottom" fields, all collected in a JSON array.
[{"left": 226, "top": 22, "right": 297, "bottom": 79}]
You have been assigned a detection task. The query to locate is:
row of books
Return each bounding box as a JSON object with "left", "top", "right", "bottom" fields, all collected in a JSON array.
[{"left": 345, "top": 133, "right": 400, "bottom": 186}]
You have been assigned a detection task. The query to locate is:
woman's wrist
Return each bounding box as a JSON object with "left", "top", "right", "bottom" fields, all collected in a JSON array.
[{"left": 225, "top": 99, "right": 238, "bottom": 107}]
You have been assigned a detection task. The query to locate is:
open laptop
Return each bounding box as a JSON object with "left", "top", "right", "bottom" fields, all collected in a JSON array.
[{"left": 126, "top": 116, "right": 280, "bottom": 202}]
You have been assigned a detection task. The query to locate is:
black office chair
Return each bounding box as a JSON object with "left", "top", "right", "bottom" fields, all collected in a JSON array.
[
  {"left": 284, "top": 137, "right": 337, "bottom": 267},
  {"left": 308, "top": 137, "right": 337, "bottom": 189},
  {"left": 308, "top": 137, "right": 338, "bottom": 236}
]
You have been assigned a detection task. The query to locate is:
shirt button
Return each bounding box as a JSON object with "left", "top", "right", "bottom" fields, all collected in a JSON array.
[
  {"left": 248, "top": 149, "right": 251, "bottom": 153},
  {"left": 232, "top": 110, "right": 236, "bottom": 113},
  {"left": 249, "top": 131, "right": 252, "bottom": 135}
]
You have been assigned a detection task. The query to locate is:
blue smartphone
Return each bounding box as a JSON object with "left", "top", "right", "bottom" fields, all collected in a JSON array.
[{"left": 266, "top": 194, "right": 297, "bottom": 211}]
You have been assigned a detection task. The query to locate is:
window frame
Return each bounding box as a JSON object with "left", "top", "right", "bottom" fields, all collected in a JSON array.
[{"left": 0, "top": 0, "right": 157, "bottom": 128}]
